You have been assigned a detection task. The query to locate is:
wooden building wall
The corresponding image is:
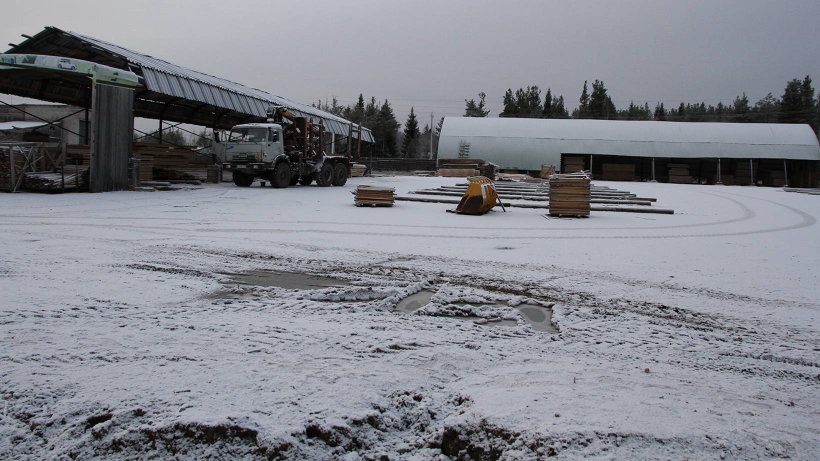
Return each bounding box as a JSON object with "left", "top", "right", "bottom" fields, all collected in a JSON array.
[{"left": 90, "top": 83, "right": 134, "bottom": 192}]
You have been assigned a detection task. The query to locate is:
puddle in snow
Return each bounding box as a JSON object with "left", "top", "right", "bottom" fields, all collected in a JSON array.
[
  {"left": 221, "top": 270, "right": 348, "bottom": 290},
  {"left": 395, "top": 290, "right": 435, "bottom": 313},
  {"left": 517, "top": 304, "right": 558, "bottom": 333}
]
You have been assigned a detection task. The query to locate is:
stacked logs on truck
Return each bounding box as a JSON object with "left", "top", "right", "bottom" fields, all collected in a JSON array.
[
  {"left": 22, "top": 165, "right": 89, "bottom": 192},
  {"left": 548, "top": 172, "right": 591, "bottom": 217},
  {"left": 437, "top": 158, "right": 496, "bottom": 178},
  {"left": 353, "top": 185, "right": 395, "bottom": 207}
]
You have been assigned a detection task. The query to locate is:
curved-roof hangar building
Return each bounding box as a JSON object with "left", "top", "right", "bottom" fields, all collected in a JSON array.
[{"left": 438, "top": 117, "right": 820, "bottom": 187}]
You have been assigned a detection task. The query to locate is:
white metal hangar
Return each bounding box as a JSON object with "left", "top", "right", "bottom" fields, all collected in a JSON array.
[{"left": 438, "top": 117, "right": 820, "bottom": 187}]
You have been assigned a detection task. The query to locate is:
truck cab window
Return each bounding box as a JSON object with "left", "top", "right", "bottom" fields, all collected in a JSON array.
[
  {"left": 228, "top": 127, "right": 269, "bottom": 143},
  {"left": 269, "top": 130, "right": 279, "bottom": 142}
]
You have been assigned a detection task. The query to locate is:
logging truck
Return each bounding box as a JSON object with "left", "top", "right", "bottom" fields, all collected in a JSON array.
[{"left": 221, "top": 107, "right": 350, "bottom": 188}]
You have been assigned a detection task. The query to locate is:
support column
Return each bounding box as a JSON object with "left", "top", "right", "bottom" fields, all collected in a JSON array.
[
  {"left": 716, "top": 158, "right": 722, "bottom": 185},
  {"left": 783, "top": 159, "right": 789, "bottom": 187},
  {"left": 749, "top": 159, "right": 754, "bottom": 185},
  {"left": 330, "top": 133, "right": 335, "bottom": 155},
  {"left": 650, "top": 157, "right": 656, "bottom": 182}
]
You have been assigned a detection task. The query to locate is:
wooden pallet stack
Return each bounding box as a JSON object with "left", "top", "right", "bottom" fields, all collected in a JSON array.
[
  {"left": 350, "top": 163, "right": 367, "bottom": 177},
  {"left": 601, "top": 163, "right": 636, "bottom": 181},
  {"left": 549, "top": 172, "right": 591, "bottom": 217},
  {"left": 437, "top": 158, "right": 495, "bottom": 178},
  {"left": 668, "top": 163, "right": 693, "bottom": 184},
  {"left": 562, "top": 156, "right": 586, "bottom": 173},
  {"left": 353, "top": 185, "right": 395, "bottom": 207}
]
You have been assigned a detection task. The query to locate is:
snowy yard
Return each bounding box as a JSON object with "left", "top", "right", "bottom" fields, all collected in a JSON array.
[{"left": 1, "top": 176, "right": 818, "bottom": 460}]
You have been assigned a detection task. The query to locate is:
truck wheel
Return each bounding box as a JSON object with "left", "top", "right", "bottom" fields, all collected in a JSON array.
[
  {"left": 316, "top": 163, "right": 333, "bottom": 187},
  {"left": 332, "top": 163, "right": 349, "bottom": 186},
  {"left": 271, "top": 162, "right": 291, "bottom": 188},
  {"left": 233, "top": 171, "right": 253, "bottom": 187},
  {"left": 299, "top": 173, "right": 315, "bottom": 185}
]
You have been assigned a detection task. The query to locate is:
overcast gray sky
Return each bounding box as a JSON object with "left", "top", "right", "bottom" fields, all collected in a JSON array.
[{"left": 2, "top": 0, "right": 819, "bottom": 127}]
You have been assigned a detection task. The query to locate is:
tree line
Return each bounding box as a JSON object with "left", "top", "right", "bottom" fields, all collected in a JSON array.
[
  {"left": 313, "top": 95, "right": 441, "bottom": 159},
  {"left": 473, "top": 76, "right": 818, "bottom": 135}
]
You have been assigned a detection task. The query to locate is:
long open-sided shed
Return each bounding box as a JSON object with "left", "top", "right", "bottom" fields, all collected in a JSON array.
[
  {"left": 439, "top": 117, "right": 820, "bottom": 187},
  {"left": 1, "top": 26, "right": 373, "bottom": 141}
]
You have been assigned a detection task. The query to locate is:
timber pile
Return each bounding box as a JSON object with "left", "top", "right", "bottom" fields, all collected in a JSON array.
[
  {"left": 0, "top": 145, "right": 27, "bottom": 191},
  {"left": 602, "top": 163, "right": 636, "bottom": 181},
  {"left": 764, "top": 169, "right": 786, "bottom": 187},
  {"left": 66, "top": 145, "right": 91, "bottom": 166},
  {"left": 351, "top": 163, "right": 367, "bottom": 177},
  {"left": 437, "top": 158, "right": 495, "bottom": 178},
  {"left": 668, "top": 163, "right": 693, "bottom": 184},
  {"left": 132, "top": 143, "right": 212, "bottom": 181},
  {"left": 563, "top": 156, "right": 586, "bottom": 173},
  {"left": 23, "top": 165, "right": 88, "bottom": 192},
  {"left": 549, "top": 172, "right": 591, "bottom": 217},
  {"left": 353, "top": 185, "right": 395, "bottom": 207},
  {"left": 540, "top": 165, "right": 556, "bottom": 178},
  {"left": 734, "top": 162, "right": 753, "bottom": 186}
]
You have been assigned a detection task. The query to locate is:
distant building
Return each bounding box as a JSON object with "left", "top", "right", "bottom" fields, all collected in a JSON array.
[
  {"left": 438, "top": 117, "right": 820, "bottom": 187},
  {"left": 0, "top": 104, "right": 88, "bottom": 144}
]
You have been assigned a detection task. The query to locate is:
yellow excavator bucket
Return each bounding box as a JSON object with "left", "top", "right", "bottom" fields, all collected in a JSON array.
[{"left": 452, "top": 176, "right": 500, "bottom": 215}]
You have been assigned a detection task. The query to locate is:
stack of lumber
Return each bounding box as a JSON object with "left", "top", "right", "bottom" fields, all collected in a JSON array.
[
  {"left": 601, "top": 163, "right": 636, "bottom": 181},
  {"left": 549, "top": 172, "right": 591, "bottom": 217},
  {"left": 437, "top": 158, "right": 495, "bottom": 178},
  {"left": 764, "top": 169, "right": 786, "bottom": 187},
  {"left": 351, "top": 163, "right": 367, "bottom": 177},
  {"left": 668, "top": 163, "right": 693, "bottom": 184},
  {"left": 132, "top": 143, "right": 212, "bottom": 181},
  {"left": 540, "top": 164, "right": 556, "bottom": 178},
  {"left": 734, "top": 161, "right": 753, "bottom": 186},
  {"left": 563, "top": 156, "right": 586, "bottom": 173},
  {"left": 65, "top": 144, "right": 91, "bottom": 166},
  {"left": 353, "top": 185, "right": 395, "bottom": 207},
  {"left": 23, "top": 165, "right": 88, "bottom": 192},
  {"left": 0, "top": 145, "right": 27, "bottom": 191}
]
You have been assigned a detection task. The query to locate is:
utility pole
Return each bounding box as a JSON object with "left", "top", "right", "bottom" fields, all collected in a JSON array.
[{"left": 430, "top": 112, "right": 434, "bottom": 159}]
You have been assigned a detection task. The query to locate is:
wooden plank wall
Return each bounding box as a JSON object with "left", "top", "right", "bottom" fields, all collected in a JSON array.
[{"left": 90, "top": 83, "right": 134, "bottom": 192}]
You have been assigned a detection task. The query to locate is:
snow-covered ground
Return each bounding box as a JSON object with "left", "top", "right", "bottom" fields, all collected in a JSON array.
[{"left": 1, "top": 176, "right": 818, "bottom": 460}]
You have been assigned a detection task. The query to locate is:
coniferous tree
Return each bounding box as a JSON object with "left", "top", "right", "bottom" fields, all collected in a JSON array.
[
  {"left": 401, "top": 107, "right": 421, "bottom": 157},
  {"left": 542, "top": 88, "right": 553, "bottom": 117},
  {"left": 733, "top": 93, "right": 750, "bottom": 122},
  {"left": 654, "top": 103, "right": 666, "bottom": 121},
  {"left": 464, "top": 92, "right": 490, "bottom": 117},
  {"left": 501, "top": 89, "right": 517, "bottom": 117},
  {"left": 374, "top": 99, "right": 399, "bottom": 157},
  {"left": 577, "top": 80, "right": 589, "bottom": 118},
  {"left": 553, "top": 96, "right": 569, "bottom": 118},
  {"left": 588, "top": 80, "right": 615, "bottom": 119}
]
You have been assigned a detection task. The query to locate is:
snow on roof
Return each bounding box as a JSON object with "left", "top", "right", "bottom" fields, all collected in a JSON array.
[
  {"left": 0, "top": 120, "right": 49, "bottom": 131},
  {"left": 439, "top": 117, "right": 820, "bottom": 164}
]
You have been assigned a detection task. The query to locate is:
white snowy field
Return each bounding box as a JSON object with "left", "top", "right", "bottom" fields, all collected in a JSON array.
[{"left": 1, "top": 176, "right": 818, "bottom": 460}]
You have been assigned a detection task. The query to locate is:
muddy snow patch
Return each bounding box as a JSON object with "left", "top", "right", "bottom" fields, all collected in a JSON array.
[{"left": 221, "top": 270, "right": 348, "bottom": 290}]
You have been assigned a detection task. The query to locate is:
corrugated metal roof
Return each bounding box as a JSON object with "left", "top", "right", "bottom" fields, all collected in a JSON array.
[
  {"left": 6, "top": 27, "right": 372, "bottom": 142},
  {"left": 439, "top": 117, "right": 820, "bottom": 170},
  {"left": 63, "top": 30, "right": 373, "bottom": 142}
]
